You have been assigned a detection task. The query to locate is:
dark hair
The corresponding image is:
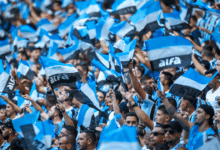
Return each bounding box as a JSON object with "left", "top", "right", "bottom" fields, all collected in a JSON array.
[
  {"left": 115, "top": 90, "right": 122, "bottom": 103},
  {"left": 141, "top": 75, "right": 152, "bottom": 82},
  {"left": 162, "top": 72, "right": 173, "bottom": 87},
  {"left": 158, "top": 105, "right": 169, "bottom": 115},
  {"left": 137, "top": 66, "right": 145, "bottom": 76},
  {"left": 63, "top": 125, "right": 78, "bottom": 138},
  {"left": 125, "top": 112, "right": 139, "bottom": 122},
  {"left": 81, "top": 130, "right": 96, "bottom": 146},
  {"left": 55, "top": 107, "right": 63, "bottom": 119},
  {"left": 53, "top": 0, "right": 62, "bottom": 6},
  {"left": 10, "top": 138, "right": 25, "bottom": 150},
  {"left": 190, "top": 15, "right": 197, "bottom": 22},
  {"left": 183, "top": 96, "right": 197, "bottom": 109},
  {"left": 143, "top": 84, "right": 153, "bottom": 95},
  {"left": 202, "top": 45, "right": 214, "bottom": 58}
]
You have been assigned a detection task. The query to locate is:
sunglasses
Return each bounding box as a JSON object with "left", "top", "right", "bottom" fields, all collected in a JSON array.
[
  {"left": 151, "top": 132, "right": 164, "bottom": 136},
  {"left": 164, "top": 129, "right": 176, "bottom": 134}
]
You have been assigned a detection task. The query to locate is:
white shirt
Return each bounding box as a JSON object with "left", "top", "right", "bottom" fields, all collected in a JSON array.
[{"left": 206, "top": 86, "right": 220, "bottom": 112}]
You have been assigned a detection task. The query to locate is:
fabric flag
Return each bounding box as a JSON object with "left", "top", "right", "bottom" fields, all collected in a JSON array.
[
  {"left": 77, "top": 104, "right": 95, "bottom": 128},
  {"left": 114, "top": 37, "right": 130, "bottom": 53},
  {"left": 19, "top": 25, "right": 38, "bottom": 42},
  {"left": 98, "top": 124, "right": 141, "bottom": 150},
  {"left": 17, "top": 95, "right": 30, "bottom": 109},
  {"left": 57, "top": 44, "right": 80, "bottom": 62},
  {"left": 96, "top": 17, "right": 115, "bottom": 41},
  {"left": 109, "top": 21, "right": 135, "bottom": 39},
  {"left": 34, "top": 120, "right": 55, "bottom": 149},
  {"left": 58, "top": 13, "right": 77, "bottom": 38},
  {"left": 66, "top": 25, "right": 80, "bottom": 46},
  {"left": 96, "top": 71, "right": 110, "bottom": 92},
  {"left": 30, "top": 81, "right": 38, "bottom": 101},
  {"left": 12, "top": 111, "right": 41, "bottom": 137},
  {"left": 0, "top": 72, "right": 16, "bottom": 94},
  {"left": 170, "top": 68, "right": 218, "bottom": 97},
  {"left": 85, "top": 21, "right": 96, "bottom": 42},
  {"left": 13, "top": 36, "right": 28, "bottom": 52},
  {"left": 129, "top": 0, "right": 162, "bottom": 33},
  {"left": 144, "top": 36, "right": 193, "bottom": 71},
  {"left": 0, "top": 37, "right": 11, "bottom": 56},
  {"left": 73, "top": 13, "right": 90, "bottom": 27},
  {"left": 47, "top": 41, "right": 59, "bottom": 60},
  {"left": 111, "top": 0, "right": 137, "bottom": 15},
  {"left": 73, "top": 25, "right": 88, "bottom": 40},
  {"left": 36, "top": 19, "right": 57, "bottom": 33},
  {"left": 17, "top": 60, "right": 36, "bottom": 80},
  {"left": 115, "top": 39, "right": 137, "bottom": 68},
  {"left": 84, "top": 0, "right": 101, "bottom": 17},
  {"left": 159, "top": 10, "right": 190, "bottom": 32},
  {"left": 40, "top": 56, "right": 81, "bottom": 89},
  {"left": 211, "top": 33, "right": 220, "bottom": 49}
]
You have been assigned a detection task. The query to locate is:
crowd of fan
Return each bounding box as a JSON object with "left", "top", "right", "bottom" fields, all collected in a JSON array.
[{"left": 1, "top": 0, "right": 220, "bottom": 150}]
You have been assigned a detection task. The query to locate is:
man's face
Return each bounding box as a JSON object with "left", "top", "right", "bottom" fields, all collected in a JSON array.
[
  {"left": 159, "top": 72, "right": 166, "bottom": 86},
  {"left": 215, "top": 60, "right": 220, "bottom": 72},
  {"left": 208, "top": 77, "right": 218, "bottom": 89},
  {"left": 106, "top": 98, "right": 113, "bottom": 111},
  {"left": 58, "top": 136, "right": 68, "bottom": 150},
  {"left": 97, "top": 91, "right": 104, "bottom": 103},
  {"left": 6, "top": 104, "right": 14, "bottom": 118},
  {"left": 59, "top": 128, "right": 68, "bottom": 138},
  {"left": 194, "top": 108, "right": 207, "bottom": 125},
  {"left": 77, "top": 132, "right": 88, "bottom": 150},
  {"left": 1, "top": 126, "right": 10, "bottom": 140},
  {"left": 58, "top": 90, "right": 69, "bottom": 102},
  {"left": 150, "top": 127, "right": 165, "bottom": 146},
  {"left": 0, "top": 109, "right": 6, "bottom": 121},
  {"left": 145, "top": 78, "right": 155, "bottom": 89},
  {"left": 215, "top": 108, "right": 220, "bottom": 122},
  {"left": 71, "top": 97, "right": 78, "bottom": 108},
  {"left": 31, "top": 49, "right": 41, "bottom": 60},
  {"left": 164, "top": 127, "right": 180, "bottom": 145},
  {"left": 48, "top": 106, "right": 56, "bottom": 119},
  {"left": 155, "top": 110, "right": 167, "bottom": 124},
  {"left": 125, "top": 116, "right": 138, "bottom": 126},
  {"left": 180, "top": 98, "right": 188, "bottom": 111}
]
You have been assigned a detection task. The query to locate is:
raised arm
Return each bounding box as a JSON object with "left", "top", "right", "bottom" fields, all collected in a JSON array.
[
  {"left": 127, "top": 93, "right": 154, "bottom": 130},
  {"left": 192, "top": 54, "right": 210, "bottom": 77},
  {"left": 128, "top": 61, "right": 146, "bottom": 100},
  {"left": 0, "top": 96, "right": 22, "bottom": 114},
  {"left": 56, "top": 102, "right": 75, "bottom": 127},
  {"left": 157, "top": 90, "right": 194, "bottom": 131},
  {"left": 135, "top": 47, "right": 152, "bottom": 70},
  {"left": 185, "top": 36, "right": 203, "bottom": 53}
]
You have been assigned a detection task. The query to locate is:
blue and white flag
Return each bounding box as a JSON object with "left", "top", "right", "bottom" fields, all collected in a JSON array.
[
  {"left": 13, "top": 36, "right": 28, "bottom": 51},
  {"left": 109, "top": 21, "right": 135, "bottom": 39},
  {"left": 0, "top": 72, "right": 16, "bottom": 94},
  {"left": 0, "top": 37, "right": 11, "bottom": 56},
  {"left": 57, "top": 44, "right": 80, "bottom": 62},
  {"left": 159, "top": 10, "right": 190, "bottom": 32},
  {"left": 211, "top": 33, "right": 220, "bottom": 49},
  {"left": 77, "top": 104, "right": 95, "bottom": 128},
  {"left": 115, "top": 39, "right": 137, "bottom": 68},
  {"left": 130, "top": 0, "right": 162, "bottom": 33},
  {"left": 75, "top": 0, "right": 101, "bottom": 17},
  {"left": 17, "top": 60, "right": 36, "bottom": 80},
  {"left": 85, "top": 20, "right": 96, "bottom": 42},
  {"left": 111, "top": 0, "right": 137, "bottom": 15},
  {"left": 19, "top": 25, "right": 38, "bottom": 42},
  {"left": 170, "top": 68, "right": 218, "bottom": 97},
  {"left": 114, "top": 37, "right": 130, "bottom": 53},
  {"left": 36, "top": 19, "right": 57, "bottom": 33},
  {"left": 96, "top": 71, "right": 110, "bottom": 92},
  {"left": 96, "top": 17, "right": 115, "bottom": 41},
  {"left": 47, "top": 41, "right": 59, "bottom": 60},
  {"left": 73, "top": 25, "right": 88, "bottom": 40},
  {"left": 12, "top": 111, "right": 41, "bottom": 137},
  {"left": 144, "top": 36, "right": 193, "bottom": 71},
  {"left": 30, "top": 81, "right": 38, "bottom": 101},
  {"left": 40, "top": 56, "right": 81, "bottom": 88},
  {"left": 98, "top": 124, "right": 141, "bottom": 150},
  {"left": 58, "top": 13, "right": 77, "bottom": 38}
]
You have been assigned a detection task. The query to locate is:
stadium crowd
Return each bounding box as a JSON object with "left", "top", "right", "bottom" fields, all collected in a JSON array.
[{"left": 1, "top": 0, "right": 220, "bottom": 149}]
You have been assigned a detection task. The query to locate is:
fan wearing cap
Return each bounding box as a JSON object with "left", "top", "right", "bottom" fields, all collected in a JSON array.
[
  {"left": 164, "top": 121, "right": 187, "bottom": 150},
  {"left": 1, "top": 119, "right": 17, "bottom": 150},
  {"left": 157, "top": 90, "right": 220, "bottom": 150},
  {"left": 26, "top": 46, "right": 41, "bottom": 68}
]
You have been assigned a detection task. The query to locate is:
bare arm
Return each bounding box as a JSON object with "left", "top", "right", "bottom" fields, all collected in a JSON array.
[
  {"left": 157, "top": 90, "right": 194, "bottom": 131},
  {"left": 56, "top": 102, "right": 75, "bottom": 127},
  {"left": 135, "top": 48, "right": 152, "bottom": 70},
  {"left": 127, "top": 93, "right": 154, "bottom": 130},
  {"left": 0, "top": 96, "right": 22, "bottom": 114},
  {"left": 192, "top": 54, "right": 211, "bottom": 77},
  {"left": 185, "top": 36, "right": 203, "bottom": 53},
  {"left": 128, "top": 62, "right": 146, "bottom": 100}
]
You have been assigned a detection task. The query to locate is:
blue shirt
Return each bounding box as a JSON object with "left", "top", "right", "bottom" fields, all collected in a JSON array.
[{"left": 187, "top": 124, "right": 217, "bottom": 150}]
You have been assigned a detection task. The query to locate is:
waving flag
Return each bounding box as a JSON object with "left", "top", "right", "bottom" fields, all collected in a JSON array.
[
  {"left": 96, "top": 71, "right": 110, "bottom": 92},
  {"left": 129, "top": 0, "right": 162, "bottom": 33},
  {"left": 17, "top": 60, "right": 36, "bottom": 80},
  {"left": 170, "top": 68, "right": 218, "bottom": 97},
  {"left": 57, "top": 44, "right": 80, "bottom": 62},
  {"left": 115, "top": 39, "right": 137, "bottom": 68},
  {"left": 111, "top": 0, "right": 137, "bottom": 15},
  {"left": 85, "top": 20, "right": 96, "bottom": 42},
  {"left": 114, "top": 37, "right": 130, "bottom": 53},
  {"left": 0, "top": 38, "right": 11, "bottom": 56},
  {"left": 36, "top": 19, "right": 57, "bottom": 33},
  {"left": 77, "top": 104, "right": 95, "bottom": 128},
  {"left": 85, "top": 0, "right": 101, "bottom": 17},
  {"left": 13, "top": 36, "right": 28, "bottom": 51},
  {"left": 0, "top": 72, "right": 16, "bottom": 94},
  {"left": 30, "top": 81, "right": 38, "bottom": 101},
  {"left": 47, "top": 41, "right": 59, "bottom": 60},
  {"left": 19, "top": 25, "right": 38, "bottom": 42},
  {"left": 73, "top": 25, "right": 88, "bottom": 40},
  {"left": 144, "top": 36, "right": 193, "bottom": 71},
  {"left": 211, "top": 33, "right": 220, "bottom": 49},
  {"left": 96, "top": 17, "right": 115, "bottom": 41},
  {"left": 58, "top": 13, "right": 77, "bottom": 38},
  {"left": 40, "top": 56, "right": 81, "bottom": 89},
  {"left": 109, "top": 21, "right": 135, "bottom": 39},
  {"left": 98, "top": 123, "right": 141, "bottom": 150}
]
